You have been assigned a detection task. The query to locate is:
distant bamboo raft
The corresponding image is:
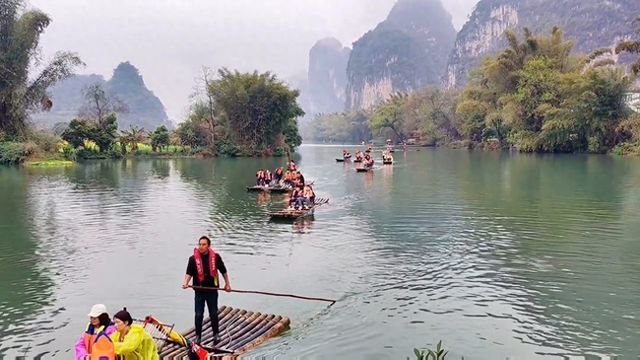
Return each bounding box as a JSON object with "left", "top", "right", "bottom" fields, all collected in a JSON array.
[
  {"left": 269, "top": 197, "right": 329, "bottom": 219},
  {"left": 155, "top": 306, "right": 290, "bottom": 359}
]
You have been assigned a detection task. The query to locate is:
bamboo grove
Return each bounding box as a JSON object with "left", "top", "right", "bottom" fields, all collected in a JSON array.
[
  {"left": 303, "top": 20, "right": 640, "bottom": 154},
  {"left": 0, "top": 0, "right": 84, "bottom": 139}
]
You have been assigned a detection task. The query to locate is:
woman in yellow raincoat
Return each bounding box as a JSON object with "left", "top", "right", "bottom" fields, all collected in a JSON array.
[{"left": 110, "top": 308, "right": 159, "bottom": 359}]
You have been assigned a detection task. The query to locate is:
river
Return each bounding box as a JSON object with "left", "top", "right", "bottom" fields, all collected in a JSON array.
[{"left": 0, "top": 145, "right": 639, "bottom": 359}]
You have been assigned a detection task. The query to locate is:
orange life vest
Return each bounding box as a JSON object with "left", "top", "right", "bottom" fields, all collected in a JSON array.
[
  {"left": 83, "top": 323, "right": 114, "bottom": 358},
  {"left": 256, "top": 171, "right": 263, "bottom": 178},
  {"left": 90, "top": 332, "right": 115, "bottom": 360}
]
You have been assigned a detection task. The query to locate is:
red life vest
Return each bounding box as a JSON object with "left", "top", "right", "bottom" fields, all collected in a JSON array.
[{"left": 194, "top": 248, "right": 217, "bottom": 285}]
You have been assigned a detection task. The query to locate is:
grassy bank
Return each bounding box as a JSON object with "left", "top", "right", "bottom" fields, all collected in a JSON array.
[
  {"left": 26, "top": 160, "right": 74, "bottom": 167},
  {"left": 0, "top": 139, "right": 292, "bottom": 166}
]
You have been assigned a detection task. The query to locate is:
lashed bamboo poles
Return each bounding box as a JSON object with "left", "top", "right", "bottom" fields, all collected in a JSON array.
[
  {"left": 156, "top": 307, "right": 290, "bottom": 359},
  {"left": 161, "top": 307, "right": 238, "bottom": 358},
  {"left": 234, "top": 317, "right": 290, "bottom": 355}
]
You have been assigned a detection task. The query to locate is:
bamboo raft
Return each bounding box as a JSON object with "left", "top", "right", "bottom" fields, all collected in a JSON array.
[
  {"left": 269, "top": 197, "right": 329, "bottom": 219},
  {"left": 354, "top": 158, "right": 363, "bottom": 163},
  {"left": 147, "top": 306, "right": 290, "bottom": 359},
  {"left": 335, "top": 157, "right": 351, "bottom": 162},
  {"left": 246, "top": 184, "right": 292, "bottom": 193},
  {"left": 356, "top": 167, "right": 373, "bottom": 172},
  {"left": 383, "top": 160, "right": 393, "bottom": 165}
]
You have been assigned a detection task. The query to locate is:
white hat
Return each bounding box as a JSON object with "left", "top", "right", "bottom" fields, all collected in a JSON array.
[{"left": 88, "top": 304, "right": 108, "bottom": 317}]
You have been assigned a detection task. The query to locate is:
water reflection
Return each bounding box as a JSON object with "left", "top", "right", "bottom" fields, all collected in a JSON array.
[
  {"left": 151, "top": 159, "right": 170, "bottom": 179},
  {"left": 292, "top": 217, "right": 315, "bottom": 234},
  {"left": 256, "top": 191, "right": 272, "bottom": 206},
  {"left": 0, "top": 167, "right": 57, "bottom": 355},
  {"left": 326, "top": 148, "right": 640, "bottom": 359},
  {"left": 450, "top": 153, "right": 640, "bottom": 358}
]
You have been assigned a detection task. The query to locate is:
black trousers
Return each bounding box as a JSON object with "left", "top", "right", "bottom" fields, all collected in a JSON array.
[{"left": 194, "top": 290, "right": 219, "bottom": 338}]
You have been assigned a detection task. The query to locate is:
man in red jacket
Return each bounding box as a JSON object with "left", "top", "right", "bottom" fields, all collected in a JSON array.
[{"left": 183, "top": 236, "right": 231, "bottom": 345}]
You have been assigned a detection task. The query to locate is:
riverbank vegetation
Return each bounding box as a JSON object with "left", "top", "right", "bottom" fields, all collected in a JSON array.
[
  {"left": 0, "top": 1, "right": 304, "bottom": 165},
  {"left": 176, "top": 67, "right": 303, "bottom": 157},
  {"left": 302, "top": 20, "right": 640, "bottom": 155}
]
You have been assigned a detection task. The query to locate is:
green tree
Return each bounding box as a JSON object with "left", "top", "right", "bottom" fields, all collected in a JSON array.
[
  {"left": 61, "top": 119, "right": 92, "bottom": 148},
  {"left": 120, "top": 124, "right": 145, "bottom": 151},
  {"left": 369, "top": 92, "right": 408, "bottom": 141},
  {"left": 207, "top": 68, "right": 304, "bottom": 154},
  {"left": 0, "top": 0, "right": 84, "bottom": 139},
  {"left": 149, "top": 125, "right": 169, "bottom": 151},
  {"left": 61, "top": 113, "right": 118, "bottom": 152},
  {"left": 456, "top": 26, "right": 631, "bottom": 153},
  {"left": 92, "top": 113, "right": 118, "bottom": 152}
]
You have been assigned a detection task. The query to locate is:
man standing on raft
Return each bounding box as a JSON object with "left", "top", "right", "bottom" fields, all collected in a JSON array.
[{"left": 183, "top": 236, "right": 231, "bottom": 345}]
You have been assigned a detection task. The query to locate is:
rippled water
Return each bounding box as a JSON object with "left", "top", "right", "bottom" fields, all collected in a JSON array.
[{"left": 1, "top": 146, "right": 640, "bottom": 359}]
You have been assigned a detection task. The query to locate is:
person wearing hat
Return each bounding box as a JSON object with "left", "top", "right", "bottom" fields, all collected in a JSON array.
[
  {"left": 183, "top": 235, "right": 231, "bottom": 345},
  {"left": 110, "top": 308, "right": 159, "bottom": 359},
  {"left": 75, "top": 304, "right": 116, "bottom": 360}
]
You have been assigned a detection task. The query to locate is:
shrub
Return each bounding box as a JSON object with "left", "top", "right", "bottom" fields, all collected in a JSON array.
[
  {"left": 0, "top": 142, "right": 29, "bottom": 165},
  {"left": 29, "top": 130, "right": 60, "bottom": 153}
]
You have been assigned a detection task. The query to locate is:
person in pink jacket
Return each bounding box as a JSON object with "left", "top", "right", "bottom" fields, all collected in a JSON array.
[{"left": 74, "top": 304, "right": 116, "bottom": 360}]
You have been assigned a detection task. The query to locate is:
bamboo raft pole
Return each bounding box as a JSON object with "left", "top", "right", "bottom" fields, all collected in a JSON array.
[{"left": 189, "top": 286, "right": 337, "bottom": 304}]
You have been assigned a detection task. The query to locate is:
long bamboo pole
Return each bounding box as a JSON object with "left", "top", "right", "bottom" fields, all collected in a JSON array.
[{"left": 188, "top": 285, "right": 337, "bottom": 305}]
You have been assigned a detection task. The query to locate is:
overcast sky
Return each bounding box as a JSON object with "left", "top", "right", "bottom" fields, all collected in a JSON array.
[{"left": 30, "top": 0, "right": 478, "bottom": 122}]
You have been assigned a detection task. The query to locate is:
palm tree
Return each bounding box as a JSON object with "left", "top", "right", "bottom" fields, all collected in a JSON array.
[
  {"left": 615, "top": 17, "right": 640, "bottom": 75},
  {"left": 0, "top": 0, "right": 84, "bottom": 139},
  {"left": 120, "top": 125, "right": 145, "bottom": 151}
]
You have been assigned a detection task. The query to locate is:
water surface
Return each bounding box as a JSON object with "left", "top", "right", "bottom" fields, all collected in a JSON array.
[{"left": 0, "top": 146, "right": 639, "bottom": 359}]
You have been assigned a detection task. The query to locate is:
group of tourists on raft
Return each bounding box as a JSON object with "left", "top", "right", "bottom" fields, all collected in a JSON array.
[
  {"left": 254, "top": 160, "right": 315, "bottom": 209},
  {"left": 281, "top": 160, "right": 314, "bottom": 209},
  {"left": 288, "top": 184, "right": 316, "bottom": 210},
  {"left": 342, "top": 149, "right": 369, "bottom": 161},
  {"left": 256, "top": 160, "right": 305, "bottom": 188},
  {"left": 76, "top": 235, "right": 231, "bottom": 360},
  {"left": 340, "top": 149, "right": 376, "bottom": 168}
]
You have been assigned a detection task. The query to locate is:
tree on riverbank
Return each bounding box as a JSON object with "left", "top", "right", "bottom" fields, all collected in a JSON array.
[
  {"left": 0, "top": 0, "right": 84, "bottom": 140},
  {"left": 457, "top": 26, "right": 632, "bottom": 153},
  {"left": 303, "top": 23, "right": 640, "bottom": 155},
  {"left": 176, "top": 68, "right": 304, "bottom": 156}
]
